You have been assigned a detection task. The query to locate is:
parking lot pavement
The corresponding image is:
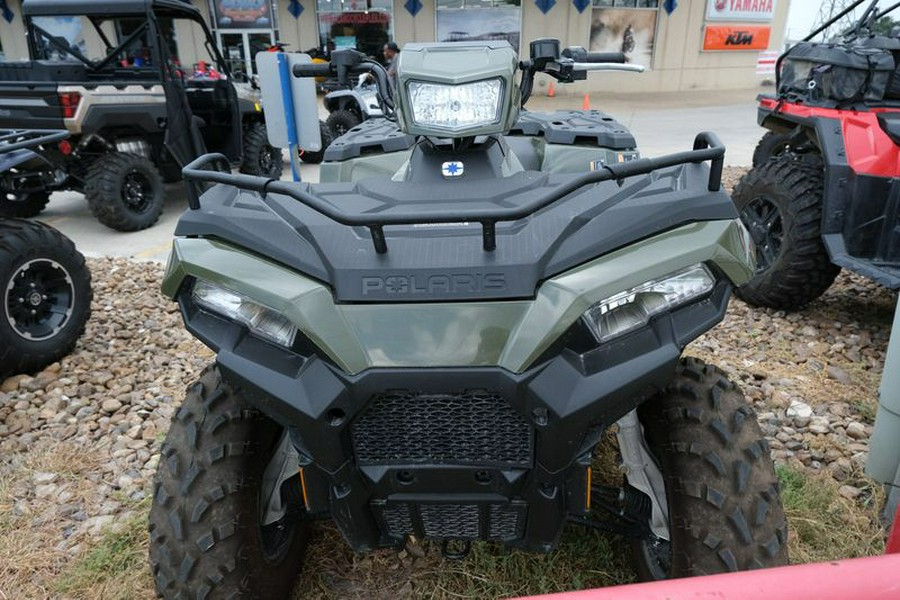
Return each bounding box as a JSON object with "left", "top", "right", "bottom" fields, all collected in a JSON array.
[{"left": 45, "top": 88, "right": 762, "bottom": 263}]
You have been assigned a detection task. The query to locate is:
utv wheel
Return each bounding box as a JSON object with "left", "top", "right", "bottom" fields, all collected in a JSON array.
[
  {"left": 732, "top": 155, "right": 839, "bottom": 310},
  {"left": 85, "top": 153, "right": 164, "bottom": 232},
  {"left": 631, "top": 357, "right": 789, "bottom": 579},
  {"left": 751, "top": 131, "right": 792, "bottom": 167},
  {"left": 149, "top": 366, "right": 308, "bottom": 599},
  {"left": 240, "top": 122, "right": 284, "bottom": 179},
  {"left": 299, "top": 121, "right": 333, "bottom": 164},
  {"left": 0, "top": 219, "right": 91, "bottom": 377},
  {"left": 326, "top": 109, "right": 361, "bottom": 138},
  {"left": 0, "top": 190, "right": 51, "bottom": 218}
]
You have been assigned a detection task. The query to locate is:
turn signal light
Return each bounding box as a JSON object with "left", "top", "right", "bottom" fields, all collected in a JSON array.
[{"left": 58, "top": 91, "right": 82, "bottom": 119}]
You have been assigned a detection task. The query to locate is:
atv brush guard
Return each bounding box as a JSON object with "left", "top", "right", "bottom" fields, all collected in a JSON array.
[{"left": 181, "top": 132, "right": 725, "bottom": 254}]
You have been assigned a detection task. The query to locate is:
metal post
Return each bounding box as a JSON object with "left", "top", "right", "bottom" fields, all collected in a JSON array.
[
  {"left": 276, "top": 52, "right": 300, "bottom": 182},
  {"left": 866, "top": 296, "right": 900, "bottom": 526}
]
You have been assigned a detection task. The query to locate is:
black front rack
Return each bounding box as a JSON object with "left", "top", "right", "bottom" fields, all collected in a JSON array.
[
  {"left": 182, "top": 131, "right": 725, "bottom": 254},
  {"left": 0, "top": 129, "right": 70, "bottom": 156}
]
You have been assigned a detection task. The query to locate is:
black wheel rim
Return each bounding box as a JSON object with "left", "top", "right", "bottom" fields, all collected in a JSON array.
[
  {"left": 740, "top": 195, "right": 784, "bottom": 271},
  {"left": 122, "top": 170, "right": 153, "bottom": 214},
  {"left": 259, "top": 145, "right": 280, "bottom": 176},
  {"left": 5, "top": 258, "right": 76, "bottom": 341},
  {"left": 639, "top": 536, "right": 673, "bottom": 579}
]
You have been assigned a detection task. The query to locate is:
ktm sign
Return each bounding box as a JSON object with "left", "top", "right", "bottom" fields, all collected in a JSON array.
[{"left": 703, "top": 25, "right": 771, "bottom": 51}]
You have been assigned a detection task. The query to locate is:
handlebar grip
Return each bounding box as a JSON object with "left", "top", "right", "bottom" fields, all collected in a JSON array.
[
  {"left": 292, "top": 62, "right": 332, "bottom": 77},
  {"left": 585, "top": 52, "right": 626, "bottom": 64}
]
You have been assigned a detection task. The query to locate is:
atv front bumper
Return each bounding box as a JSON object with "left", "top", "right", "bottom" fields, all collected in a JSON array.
[{"left": 161, "top": 220, "right": 750, "bottom": 551}]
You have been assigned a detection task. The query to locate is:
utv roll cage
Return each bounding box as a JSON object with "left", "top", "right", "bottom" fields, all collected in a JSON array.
[{"left": 20, "top": 0, "right": 231, "bottom": 79}]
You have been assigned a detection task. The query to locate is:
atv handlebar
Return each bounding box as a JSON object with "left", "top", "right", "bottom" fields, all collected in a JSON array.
[
  {"left": 291, "top": 62, "right": 332, "bottom": 77},
  {"left": 182, "top": 131, "right": 726, "bottom": 255}
]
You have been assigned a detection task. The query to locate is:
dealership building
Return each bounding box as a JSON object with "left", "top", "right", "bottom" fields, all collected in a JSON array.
[{"left": 0, "top": 0, "right": 789, "bottom": 93}]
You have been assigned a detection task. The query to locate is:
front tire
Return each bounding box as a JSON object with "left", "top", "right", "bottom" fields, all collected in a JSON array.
[
  {"left": 732, "top": 155, "right": 839, "bottom": 310},
  {"left": 85, "top": 153, "right": 165, "bottom": 232},
  {"left": 751, "top": 131, "right": 792, "bottom": 167},
  {"left": 240, "top": 122, "right": 284, "bottom": 179},
  {"left": 0, "top": 190, "right": 51, "bottom": 218},
  {"left": 149, "top": 366, "right": 308, "bottom": 599},
  {"left": 326, "top": 109, "right": 361, "bottom": 139},
  {"left": 0, "top": 219, "right": 91, "bottom": 377},
  {"left": 631, "top": 357, "right": 789, "bottom": 579}
]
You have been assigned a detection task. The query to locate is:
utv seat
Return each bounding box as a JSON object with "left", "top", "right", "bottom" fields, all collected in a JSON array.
[{"left": 878, "top": 113, "right": 900, "bottom": 145}]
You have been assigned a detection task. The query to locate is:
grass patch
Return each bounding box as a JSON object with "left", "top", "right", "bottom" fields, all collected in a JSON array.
[
  {"left": 777, "top": 464, "right": 884, "bottom": 564},
  {"left": 55, "top": 503, "right": 154, "bottom": 600}
]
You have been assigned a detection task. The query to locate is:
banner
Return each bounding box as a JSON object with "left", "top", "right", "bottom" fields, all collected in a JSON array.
[
  {"left": 589, "top": 8, "right": 657, "bottom": 68},
  {"left": 213, "top": 0, "right": 273, "bottom": 29},
  {"left": 706, "top": 0, "right": 776, "bottom": 22},
  {"left": 703, "top": 25, "right": 771, "bottom": 51}
]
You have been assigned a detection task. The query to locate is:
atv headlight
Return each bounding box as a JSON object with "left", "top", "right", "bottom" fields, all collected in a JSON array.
[
  {"left": 192, "top": 280, "right": 297, "bottom": 348},
  {"left": 582, "top": 265, "right": 715, "bottom": 344},
  {"left": 407, "top": 78, "right": 503, "bottom": 130}
]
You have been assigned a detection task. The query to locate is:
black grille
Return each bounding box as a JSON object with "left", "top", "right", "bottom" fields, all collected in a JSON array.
[
  {"left": 351, "top": 390, "right": 533, "bottom": 467},
  {"left": 377, "top": 502, "right": 526, "bottom": 541}
]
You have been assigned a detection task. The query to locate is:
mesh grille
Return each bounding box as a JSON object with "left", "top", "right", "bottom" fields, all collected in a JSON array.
[
  {"left": 352, "top": 390, "right": 532, "bottom": 467},
  {"left": 378, "top": 502, "right": 526, "bottom": 541}
]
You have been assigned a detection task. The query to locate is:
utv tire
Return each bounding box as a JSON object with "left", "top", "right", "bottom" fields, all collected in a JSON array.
[
  {"left": 299, "top": 121, "right": 333, "bottom": 164},
  {"left": 149, "top": 366, "right": 308, "bottom": 600},
  {"left": 85, "top": 153, "right": 164, "bottom": 232},
  {"left": 326, "top": 109, "right": 361, "bottom": 138},
  {"left": 751, "top": 131, "right": 792, "bottom": 167},
  {"left": 240, "top": 122, "right": 284, "bottom": 179},
  {"left": 732, "top": 155, "right": 839, "bottom": 310},
  {"left": 632, "top": 357, "right": 789, "bottom": 579},
  {"left": 0, "top": 190, "right": 51, "bottom": 218},
  {"left": 0, "top": 219, "right": 91, "bottom": 377}
]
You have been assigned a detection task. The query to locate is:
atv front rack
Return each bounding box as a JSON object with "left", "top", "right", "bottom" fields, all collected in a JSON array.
[
  {"left": 182, "top": 132, "right": 725, "bottom": 254},
  {"left": 0, "top": 129, "right": 69, "bottom": 156}
]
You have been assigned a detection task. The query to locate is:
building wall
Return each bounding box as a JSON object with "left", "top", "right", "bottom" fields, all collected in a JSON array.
[{"left": 0, "top": 0, "right": 789, "bottom": 93}]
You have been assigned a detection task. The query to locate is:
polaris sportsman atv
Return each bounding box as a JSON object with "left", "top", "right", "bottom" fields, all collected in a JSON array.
[
  {"left": 149, "top": 39, "right": 788, "bottom": 597},
  {"left": 735, "top": 0, "right": 900, "bottom": 309}
]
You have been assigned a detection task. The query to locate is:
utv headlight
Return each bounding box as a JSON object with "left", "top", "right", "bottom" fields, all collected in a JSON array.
[
  {"left": 582, "top": 265, "right": 715, "bottom": 344},
  {"left": 407, "top": 78, "right": 503, "bottom": 130},
  {"left": 192, "top": 280, "right": 297, "bottom": 348}
]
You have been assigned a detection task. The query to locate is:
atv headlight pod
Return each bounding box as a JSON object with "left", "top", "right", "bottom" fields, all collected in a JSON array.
[
  {"left": 582, "top": 265, "right": 715, "bottom": 344},
  {"left": 406, "top": 78, "right": 503, "bottom": 130},
  {"left": 192, "top": 280, "right": 297, "bottom": 348}
]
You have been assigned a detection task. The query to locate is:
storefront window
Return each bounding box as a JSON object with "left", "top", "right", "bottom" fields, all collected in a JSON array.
[
  {"left": 316, "top": 0, "right": 393, "bottom": 60},
  {"left": 590, "top": 0, "right": 658, "bottom": 67},
  {"left": 435, "top": 0, "right": 522, "bottom": 52}
]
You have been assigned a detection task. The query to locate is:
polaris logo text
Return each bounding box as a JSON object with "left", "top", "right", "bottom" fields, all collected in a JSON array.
[{"left": 361, "top": 273, "right": 507, "bottom": 295}]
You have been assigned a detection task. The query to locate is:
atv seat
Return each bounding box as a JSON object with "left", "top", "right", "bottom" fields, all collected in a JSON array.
[{"left": 878, "top": 113, "right": 900, "bottom": 145}]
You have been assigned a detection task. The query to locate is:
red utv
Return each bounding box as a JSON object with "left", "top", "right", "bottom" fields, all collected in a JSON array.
[{"left": 734, "top": 0, "right": 900, "bottom": 309}]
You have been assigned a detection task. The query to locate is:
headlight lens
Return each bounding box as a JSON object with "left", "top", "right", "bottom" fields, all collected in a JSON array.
[
  {"left": 192, "top": 280, "right": 297, "bottom": 348},
  {"left": 582, "top": 265, "right": 715, "bottom": 343},
  {"left": 407, "top": 78, "right": 503, "bottom": 130}
]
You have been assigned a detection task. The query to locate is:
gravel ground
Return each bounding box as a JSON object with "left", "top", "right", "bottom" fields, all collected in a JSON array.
[{"left": 0, "top": 167, "right": 895, "bottom": 595}]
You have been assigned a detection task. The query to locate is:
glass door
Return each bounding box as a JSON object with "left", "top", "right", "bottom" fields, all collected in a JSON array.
[{"left": 217, "top": 31, "right": 274, "bottom": 77}]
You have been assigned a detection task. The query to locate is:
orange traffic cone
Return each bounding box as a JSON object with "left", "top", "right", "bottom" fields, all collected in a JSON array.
[
  {"left": 547, "top": 80, "right": 556, "bottom": 97},
  {"left": 582, "top": 94, "right": 590, "bottom": 110}
]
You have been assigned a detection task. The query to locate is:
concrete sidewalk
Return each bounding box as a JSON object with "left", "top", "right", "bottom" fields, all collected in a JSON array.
[{"left": 38, "top": 87, "right": 765, "bottom": 263}]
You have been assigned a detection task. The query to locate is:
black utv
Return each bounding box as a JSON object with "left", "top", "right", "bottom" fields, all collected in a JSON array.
[{"left": 0, "top": 0, "right": 283, "bottom": 231}]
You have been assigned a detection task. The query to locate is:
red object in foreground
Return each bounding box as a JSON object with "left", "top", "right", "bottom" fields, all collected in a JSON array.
[
  {"left": 886, "top": 502, "right": 900, "bottom": 555},
  {"left": 516, "top": 554, "right": 900, "bottom": 600}
]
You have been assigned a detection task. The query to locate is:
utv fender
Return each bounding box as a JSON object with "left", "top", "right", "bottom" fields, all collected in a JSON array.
[
  {"left": 80, "top": 104, "right": 167, "bottom": 135},
  {"left": 324, "top": 91, "right": 364, "bottom": 114}
]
